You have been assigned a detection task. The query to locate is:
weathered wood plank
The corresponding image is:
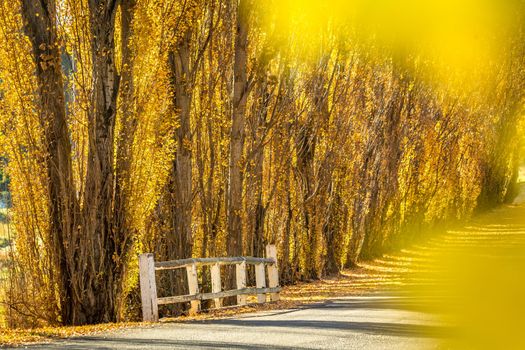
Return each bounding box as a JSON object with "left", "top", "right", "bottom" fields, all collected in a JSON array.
[
  {"left": 236, "top": 261, "right": 247, "bottom": 305},
  {"left": 158, "top": 293, "right": 197, "bottom": 305},
  {"left": 255, "top": 263, "right": 267, "bottom": 303},
  {"left": 157, "top": 287, "right": 282, "bottom": 305},
  {"left": 211, "top": 263, "right": 222, "bottom": 308},
  {"left": 186, "top": 263, "right": 201, "bottom": 315},
  {"left": 155, "top": 256, "right": 275, "bottom": 270},
  {"left": 265, "top": 245, "right": 280, "bottom": 301},
  {"left": 139, "top": 253, "right": 159, "bottom": 322}
]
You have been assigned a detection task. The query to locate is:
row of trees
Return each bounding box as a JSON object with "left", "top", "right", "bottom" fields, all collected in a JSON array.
[{"left": 0, "top": 0, "right": 524, "bottom": 326}]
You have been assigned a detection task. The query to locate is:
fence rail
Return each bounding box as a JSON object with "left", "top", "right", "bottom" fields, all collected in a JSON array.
[
  {"left": 138, "top": 245, "right": 280, "bottom": 322},
  {"left": 154, "top": 256, "right": 275, "bottom": 270}
]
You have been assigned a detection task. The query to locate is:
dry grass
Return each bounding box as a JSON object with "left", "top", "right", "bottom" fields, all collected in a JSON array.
[{"left": 0, "top": 323, "right": 149, "bottom": 346}]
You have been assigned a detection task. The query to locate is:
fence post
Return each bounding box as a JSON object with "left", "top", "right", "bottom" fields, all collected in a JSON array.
[
  {"left": 255, "top": 262, "right": 267, "bottom": 303},
  {"left": 211, "top": 262, "right": 222, "bottom": 308},
  {"left": 139, "top": 253, "right": 159, "bottom": 322},
  {"left": 236, "top": 260, "right": 247, "bottom": 305},
  {"left": 186, "top": 262, "right": 201, "bottom": 315},
  {"left": 266, "top": 244, "right": 280, "bottom": 301}
]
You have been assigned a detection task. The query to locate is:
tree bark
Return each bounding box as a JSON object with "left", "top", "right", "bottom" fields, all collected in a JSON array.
[
  {"left": 245, "top": 75, "right": 271, "bottom": 258},
  {"left": 20, "top": 0, "right": 78, "bottom": 324},
  {"left": 77, "top": 0, "right": 122, "bottom": 324},
  {"left": 167, "top": 29, "right": 194, "bottom": 261},
  {"left": 113, "top": 0, "right": 137, "bottom": 321},
  {"left": 227, "top": 0, "right": 250, "bottom": 257},
  {"left": 224, "top": 0, "right": 250, "bottom": 303},
  {"left": 295, "top": 61, "right": 331, "bottom": 279}
]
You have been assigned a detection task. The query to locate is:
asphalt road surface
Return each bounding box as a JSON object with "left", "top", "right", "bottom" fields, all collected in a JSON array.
[{"left": 20, "top": 295, "right": 447, "bottom": 350}]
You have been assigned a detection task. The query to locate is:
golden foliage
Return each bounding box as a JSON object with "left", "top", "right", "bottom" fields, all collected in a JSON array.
[{"left": 0, "top": 0, "right": 523, "bottom": 327}]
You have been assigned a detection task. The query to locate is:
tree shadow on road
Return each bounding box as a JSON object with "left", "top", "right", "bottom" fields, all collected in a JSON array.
[
  {"left": 206, "top": 318, "right": 453, "bottom": 339},
  {"left": 25, "top": 337, "right": 315, "bottom": 350}
]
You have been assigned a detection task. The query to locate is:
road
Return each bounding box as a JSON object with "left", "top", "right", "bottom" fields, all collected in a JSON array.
[{"left": 22, "top": 295, "right": 446, "bottom": 349}]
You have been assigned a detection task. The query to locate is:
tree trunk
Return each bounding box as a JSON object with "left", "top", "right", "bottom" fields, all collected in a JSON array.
[
  {"left": 361, "top": 80, "right": 405, "bottom": 258},
  {"left": 227, "top": 0, "right": 249, "bottom": 258},
  {"left": 323, "top": 183, "right": 346, "bottom": 275},
  {"left": 20, "top": 0, "right": 77, "bottom": 324},
  {"left": 225, "top": 0, "right": 250, "bottom": 303},
  {"left": 77, "top": 0, "right": 122, "bottom": 324},
  {"left": 295, "top": 64, "right": 330, "bottom": 279},
  {"left": 246, "top": 76, "right": 270, "bottom": 258},
  {"left": 295, "top": 121, "right": 317, "bottom": 279},
  {"left": 167, "top": 29, "right": 194, "bottom": 261},
  {"left": 346, "top": 130, "right": 379, "bottom": 266},
  {"left": 152, "top": 31, "right": 195, "bottom": 314},
  {"left": 113, "top": 0, "right": 137, "bottom": 321}
]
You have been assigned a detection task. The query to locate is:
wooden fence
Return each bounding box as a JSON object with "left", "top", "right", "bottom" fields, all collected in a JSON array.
[{"left": 138, "top": 245, "right": 280, "bottom": 322}]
